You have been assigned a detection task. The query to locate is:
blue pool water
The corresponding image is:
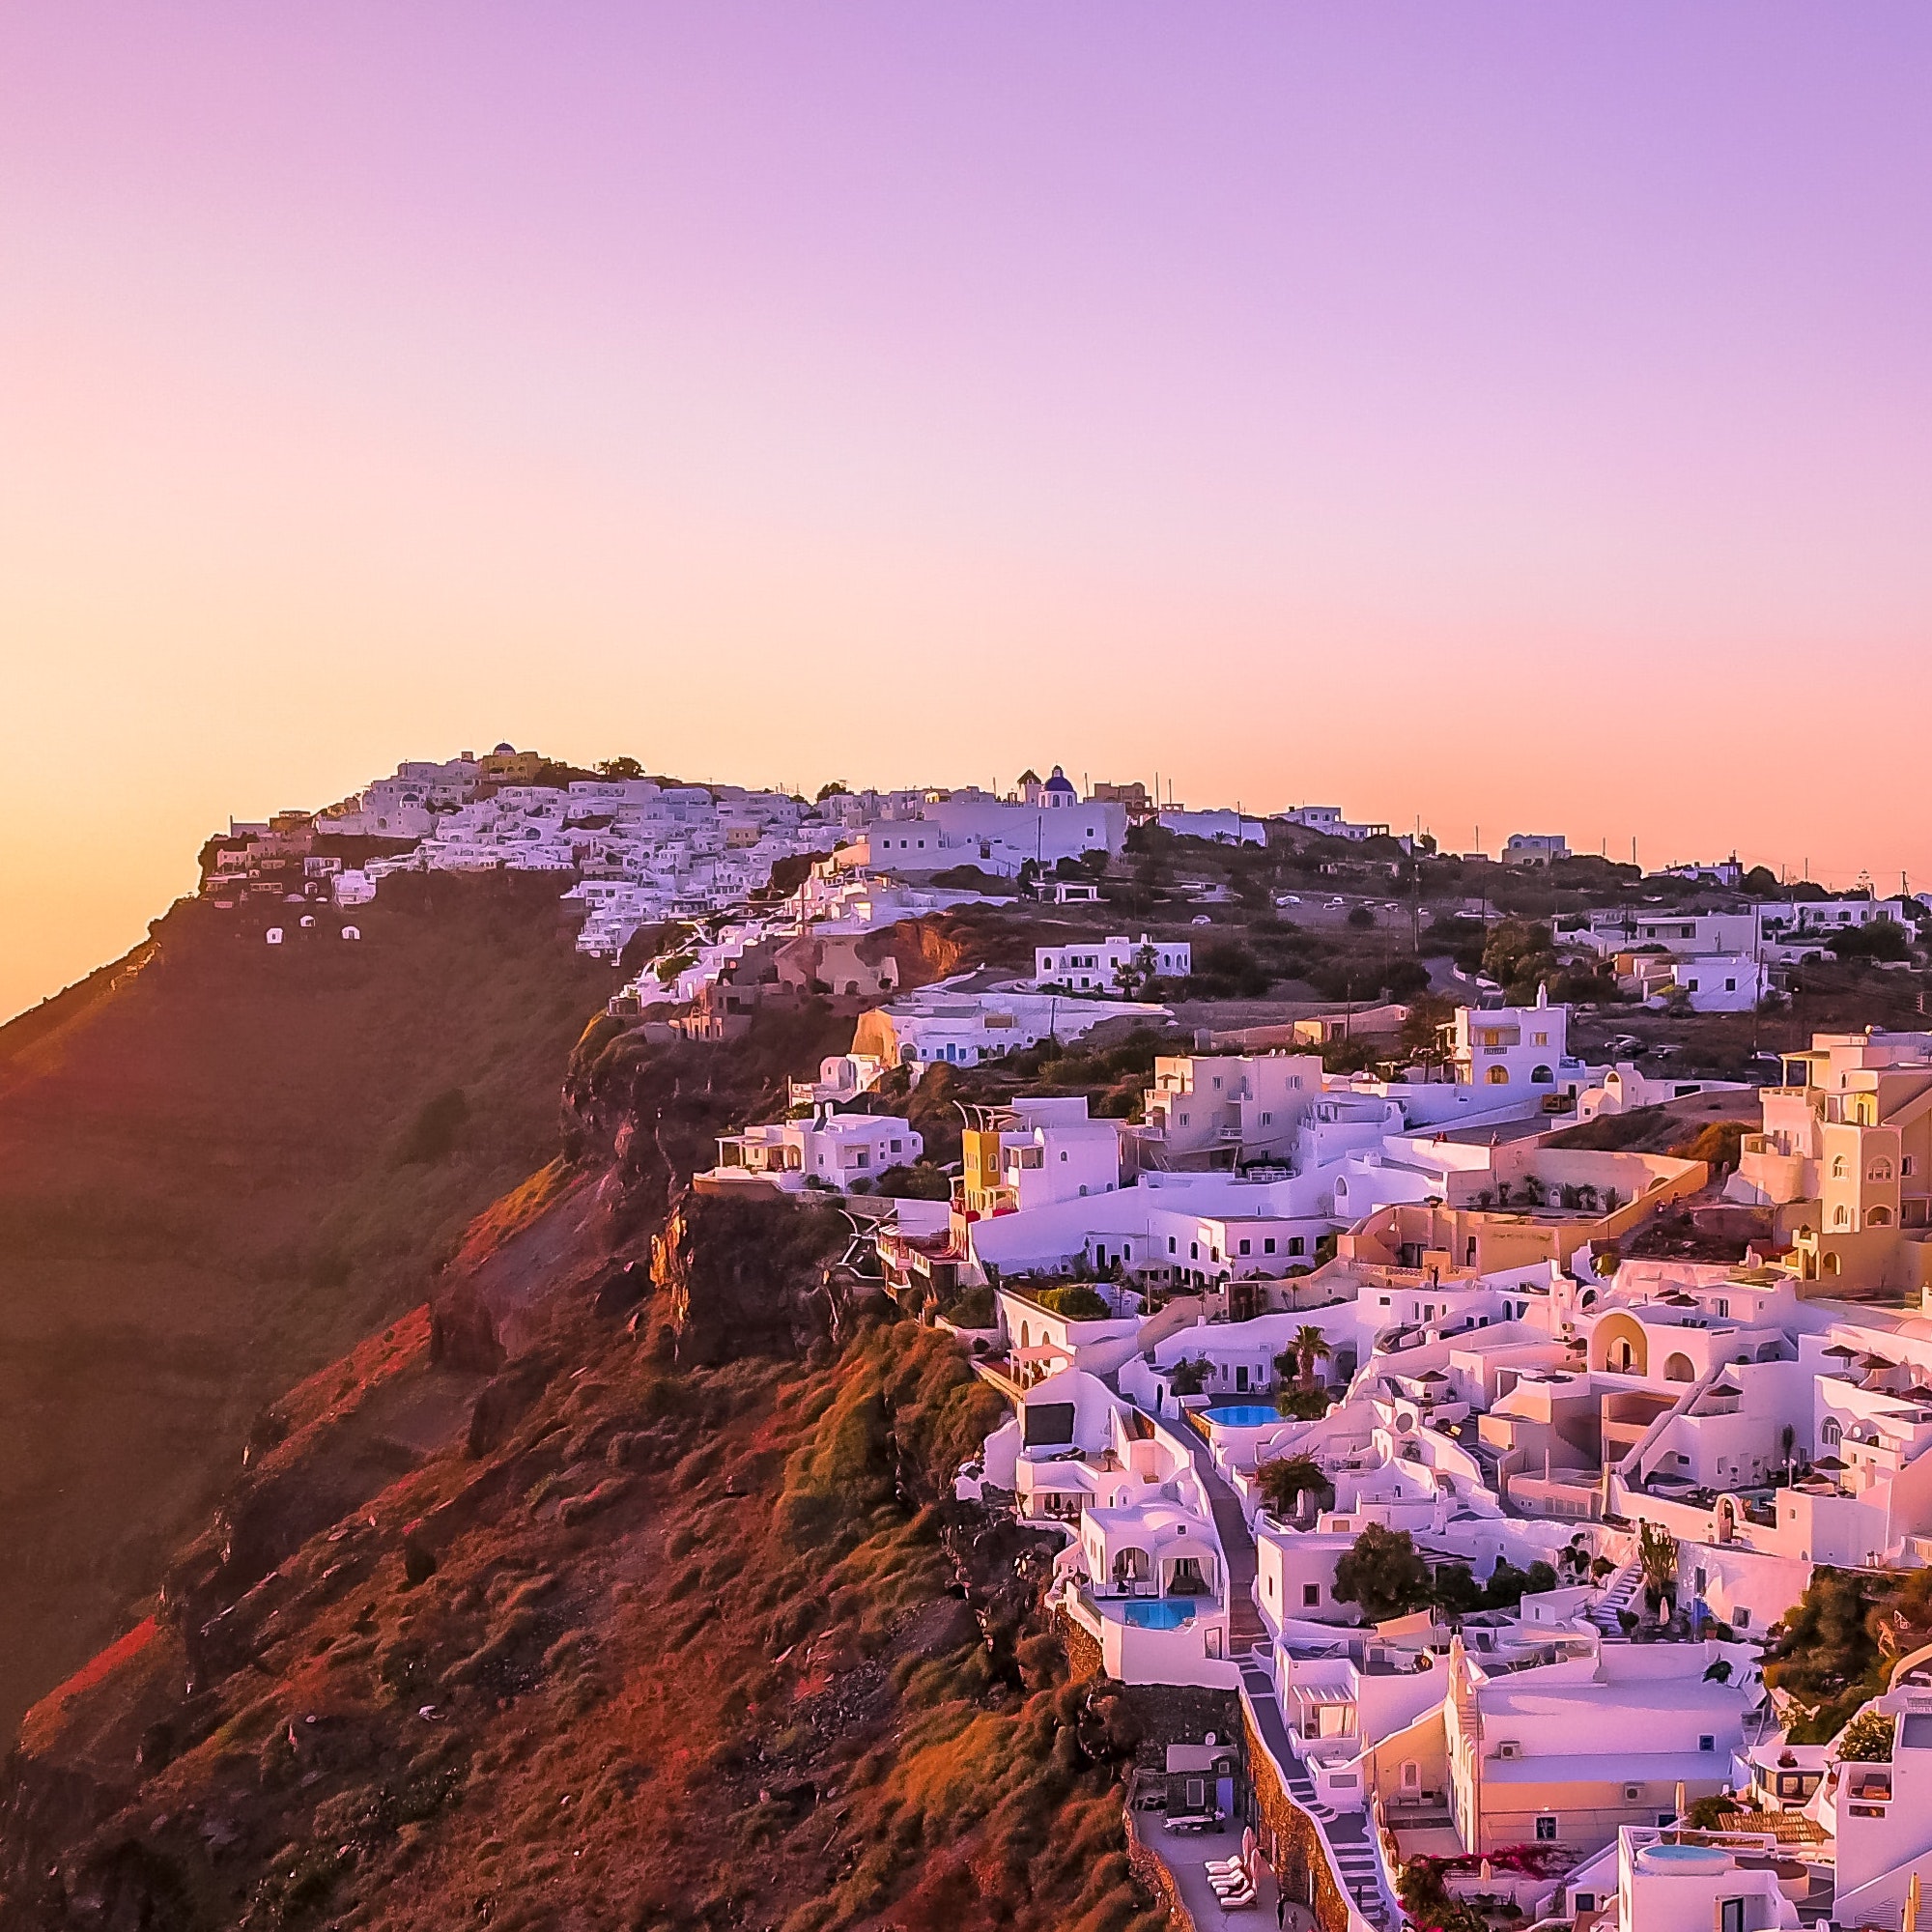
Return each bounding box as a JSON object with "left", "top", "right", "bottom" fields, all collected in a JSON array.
[
  {"left": 1122, "top": 1599, "right": 1196, "bottom": 1630},
  {"left": 1204, "top": 1404, "right": 1279, "bottom": 1428}
]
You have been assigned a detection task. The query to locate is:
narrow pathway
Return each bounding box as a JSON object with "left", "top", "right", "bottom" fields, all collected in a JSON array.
[
  {"left": 1239, "top": 1659, "right": 1390, "bottom": 1928},
  {"left": 1180, "top": 1425, "right": 1269, "bottom": 1653}
]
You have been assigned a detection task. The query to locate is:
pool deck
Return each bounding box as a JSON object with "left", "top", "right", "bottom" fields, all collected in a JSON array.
[{"left": 1145, "top": 1813, "right": 1291, "bottom": 1928}]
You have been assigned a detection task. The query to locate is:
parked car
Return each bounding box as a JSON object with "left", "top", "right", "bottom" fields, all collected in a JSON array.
[
  {"left": 1326, "top": 895, "right": 1347, "bottom": 908},
  {"left": 1275, "top": 893, "right": 1302, "bottom": 906}
]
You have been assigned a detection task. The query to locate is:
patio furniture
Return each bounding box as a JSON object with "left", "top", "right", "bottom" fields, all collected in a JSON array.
[{"left": 1168, "top": 1808, "right": 1225, "bottom": 1833}]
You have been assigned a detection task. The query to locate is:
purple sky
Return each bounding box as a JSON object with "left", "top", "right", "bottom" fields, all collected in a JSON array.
[{"left": 5, "top": 6, "right": 1932, "bottom": 1016}]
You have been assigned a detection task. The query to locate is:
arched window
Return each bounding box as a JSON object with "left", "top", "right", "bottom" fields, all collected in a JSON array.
[
  {"left": 1832, "top": 1155, "right": 1848, "bottom": 1179},
  {"left": 1822, "top": 1417, "right": 1842, "bottom": 1446},
  {"left": 1579, "top": 1289, "right": 1598, "bottom": 1309},
  {"left": 1833, "top": 1206, "right": 1852, "bottom": 1229},
  {"left": 1487, "top": 1065, "right": 1510, "bottom": 1085},
  {"left": 1869, "top": 1206, "right": 1894, "bottom": 1227},
  {"left": 1869, "top": 1159, "right": 1894, "bottom": 1182},
  {"left": 1612, "top": 1338, "right": 1634, "bottom": 1373},
  {"left": 1530, "top": 1065, "right": 1554, "bottom": 1086},
  {"left": 1663, "top": 1352, "right": 1695, "bottom": 1382},
  {"left": 1019, "top": 1322, "right": 1030, "bottom": 1350},
  {"left": 1824, "top": 1253, "right": 1842, "bottom": 1277}
]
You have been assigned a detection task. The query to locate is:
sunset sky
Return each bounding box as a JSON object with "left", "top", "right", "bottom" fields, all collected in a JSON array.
[{"left": 5, "top": 4, "right": 1932, "bottom": 1021}]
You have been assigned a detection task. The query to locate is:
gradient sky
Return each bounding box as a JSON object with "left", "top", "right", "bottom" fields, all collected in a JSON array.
[{"left": 5, "top": 5, "right": 1932, "bottom": 1020}]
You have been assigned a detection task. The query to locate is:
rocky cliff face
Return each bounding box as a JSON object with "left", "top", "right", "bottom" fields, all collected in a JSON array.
[
  {"left": 0, "top": 903, "right": 1165, "bottom": 1932},
  {"left": 0, "top": 873, "right": 614, "bottom": 1739}
]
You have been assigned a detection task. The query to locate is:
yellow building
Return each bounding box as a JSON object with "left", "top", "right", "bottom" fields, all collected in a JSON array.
[
  {"left": 1729, "top": 1030, "right": 1932, "bottom": 1293},
  {"left": 479, "top": 745, "right": 548, "bottom": 784}
]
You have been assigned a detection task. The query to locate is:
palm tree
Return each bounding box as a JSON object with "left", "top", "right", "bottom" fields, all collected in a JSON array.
[
  {"left": 1637, "top": 1520, "right": 1677, "bottom": 1617},
  {"left": 1258, "top": 1454, "right": 1333, "bottom": 1523},
  {"left": 1292, "top": 1324, "right": 1332, "bottom": 1389}
]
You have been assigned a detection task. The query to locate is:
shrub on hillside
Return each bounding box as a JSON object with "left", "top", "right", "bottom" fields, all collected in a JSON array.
[
  {"left": 397, "top": 1087, "right": 469, "bottom": 1164},
  {"left": 1030, "top": 1285, "right": 1110, "bottom": 1321}
]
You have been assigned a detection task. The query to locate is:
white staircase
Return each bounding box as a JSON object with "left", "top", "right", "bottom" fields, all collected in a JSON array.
[{"left": 1589, "top": 1557, "right": 1643, "bottom": 1639}]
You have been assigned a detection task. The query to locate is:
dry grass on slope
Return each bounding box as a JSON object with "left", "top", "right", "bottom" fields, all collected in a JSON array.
[{"left": 14, "top": 1316, "right": 1164, "bottom": 1932}]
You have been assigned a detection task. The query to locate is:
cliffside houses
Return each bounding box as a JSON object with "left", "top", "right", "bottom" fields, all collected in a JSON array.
[
  {"left": 695, "top": 1108, "right": 923, "bottom": 1197},
  {"left": 942, "top": 1019, "right": 1932, "bottom": 1925},
  {"left": 1723, "top": 1027, "right": 1932, "bottom": 1293},
  {"left": 1031, "top": 934, "right": 1191, "bottom": 993},
  {"left": 852, "top": 767, "right": 1128, "bottom": 880}
]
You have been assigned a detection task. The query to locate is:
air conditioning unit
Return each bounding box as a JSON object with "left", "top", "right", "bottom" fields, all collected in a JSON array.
[
  {"left": 1623, "top": 1784, "right": 1642, "bottom": 1803},
  {"left": 1496, "top": 1741, "right": 1522, "bottom": 1761}
]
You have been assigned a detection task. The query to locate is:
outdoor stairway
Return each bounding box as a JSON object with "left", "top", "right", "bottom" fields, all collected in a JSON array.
[
  {"left": 1323, "top": 1812, "right": 1393, "bottom": 1928},
  {"left": 1179, "top": 1424, "right": 1270, "bottom": 1653},
  {"left": 1589, "top": 1556, "right": 1643, "bottom": 1639},
  {"left": 1238, "top": 1660, "right": 1391, "bottom": 1928}
]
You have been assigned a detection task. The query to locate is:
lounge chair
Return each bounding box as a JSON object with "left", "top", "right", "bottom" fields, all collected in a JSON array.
[{"left": 1216, "top": 1884, "right": 1259, "bottom": 1910}]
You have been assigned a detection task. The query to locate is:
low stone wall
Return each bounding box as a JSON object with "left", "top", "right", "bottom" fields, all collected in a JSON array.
[
  {"left": 1124, "top": 1804, "right": 1199, "bottom": 1932},
  {"left": 1060, "top": 1606, "right": 1105, "bottom": 1683},
  {"left": 1242, "top": 1705, "right": 1357, "bottom": 1932}
]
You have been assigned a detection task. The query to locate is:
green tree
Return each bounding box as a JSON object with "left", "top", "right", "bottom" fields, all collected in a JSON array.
[
  {"left": 1398, "top": 994, "right": 1456, "bottom": 1066},
  {"left": 596, "top": 755, "right": 643, "bottom": 779},
  {"left": 1333, "top": 1525, "right": 1434, "bottom": 1623},
  {"left": 1257, "top": 1455, "right": 1334, "bottom": 1523},
  {"left": 1838, "top": 1707, "right": 1895, "bottom": 1761},
  {"left": 1481, "top": 919, "right": 1558, "bottom": 997},
  {"left": 1168, "top": 1357, "right": 1211, "bottom": 1397},
  {"left": 1432, "top": 1562, "right": 1486, "bottom": 1617}
]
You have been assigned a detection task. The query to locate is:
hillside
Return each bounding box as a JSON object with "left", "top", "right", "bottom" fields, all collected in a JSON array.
[
  {"left": 0, "top": 875, "right": 616, "bottom": 1736},
  {"left": 0, "top": 940, "right": 1170, "bottom": 1932}
]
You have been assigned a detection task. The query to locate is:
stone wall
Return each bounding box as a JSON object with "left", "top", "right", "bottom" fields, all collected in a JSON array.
[
  {"left": 1060, "top": 1606, "right": 1105, "bottom": 1684},
  {"left": 1123, "top": 1804, "right": 1199, "bottom": 1932},
  {"left": 1242, "top": 1705, "right": 1356, "bottom": 1932}
]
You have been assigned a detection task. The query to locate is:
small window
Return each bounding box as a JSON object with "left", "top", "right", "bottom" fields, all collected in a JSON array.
[
  {"left": 1699, "top": 1735, "right": 1716, "bottom": 1752},
  {"left": 1238, "top": 1239, "right": 1251, "bottom": 1256},
  {"left": 1264, "top": 1237, "right": 1276, "bottom": 1255},
  {"left": 1302, "top": 1582, "right": 1321, "bottom": 1606},
  {"left": 1535, "top": 1815, "right": 1557, "bottom": 1842},
  {"left": 1288, "top": 1237, "right": 1303, "bottom": 1257}
]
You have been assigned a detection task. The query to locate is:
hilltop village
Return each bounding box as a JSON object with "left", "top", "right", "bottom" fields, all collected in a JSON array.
[{"left": 188, "top": 749, "right": 1932, "bottom": 1932}]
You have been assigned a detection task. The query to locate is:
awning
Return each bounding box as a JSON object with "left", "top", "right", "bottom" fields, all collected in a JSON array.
[{"left": 1289, "top": 1684, "right": 1356, "bottom": 1710}]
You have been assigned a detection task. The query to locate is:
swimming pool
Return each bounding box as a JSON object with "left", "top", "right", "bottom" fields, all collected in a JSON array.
[
  {"left": 1122, "top": 1599, "right": 1196, "bottom": 1630},
  {"left": 1634, "top": 1845, "right": 1729, "bottom": 1875},
  {"left": 1204, "top": 1404, "right": 1279, "bottom": 1428}
]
